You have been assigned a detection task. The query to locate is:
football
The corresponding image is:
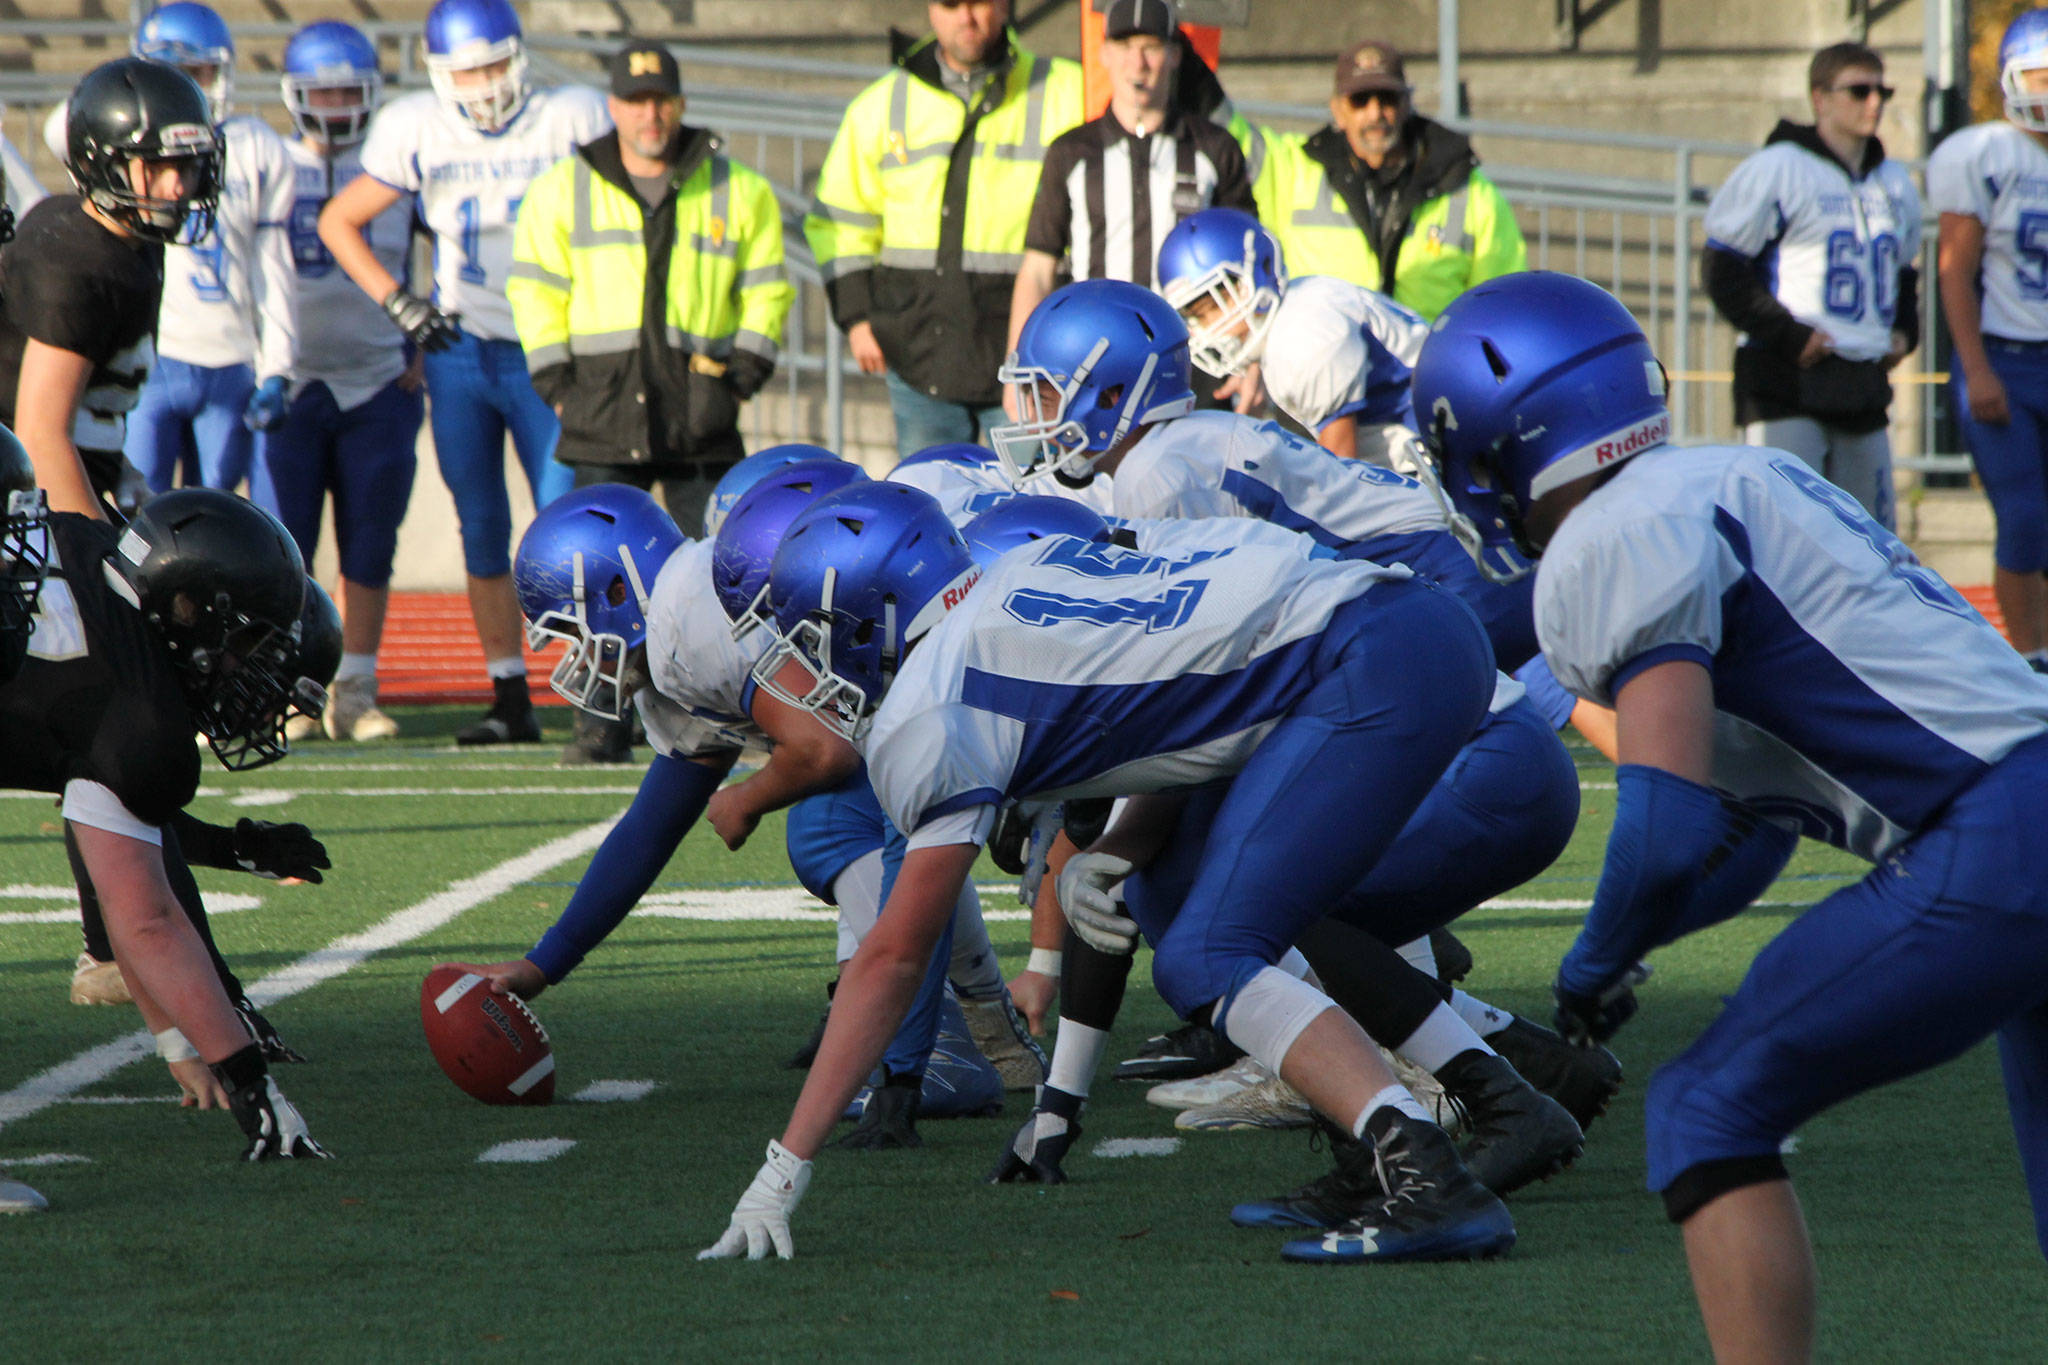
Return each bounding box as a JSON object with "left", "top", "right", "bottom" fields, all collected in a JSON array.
[{"left": 419, "top": 966, "right": 556, "bottom": 1106}]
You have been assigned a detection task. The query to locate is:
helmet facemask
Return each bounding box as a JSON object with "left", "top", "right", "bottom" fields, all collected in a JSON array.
[
  {"left": 161, "top": 593, "right": 306, "bottom": 771},
  {"left": 284, "top": 69, "right": 382, "bottom": 147},
  {"left": 1411, "top": 406, "right": 1537, "bottom": 585},
  {"left": 523, "top": 544, "right": 657, "bottom": 721},
  {"left": 752, "top": 569, "right": 880, "bottom": 742},
  {"left": 1162, "top": 237, "right": 1284, "bottom": 378},
  {"left": 427, "top": 39, "right": 529, "bottom": 133}
]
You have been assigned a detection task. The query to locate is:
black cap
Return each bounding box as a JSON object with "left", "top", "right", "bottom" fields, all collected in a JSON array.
[
  {"left": 609, "top": 41, "right": 681, "bottom": 99},
  {"left": 1104, "top": 0, "right": 1178, "bottom": 41}
]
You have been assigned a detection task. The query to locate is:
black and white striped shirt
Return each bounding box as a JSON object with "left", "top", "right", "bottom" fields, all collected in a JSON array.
[{"left": 1025, "top": 108, "right": 1254, "bottom": 290}]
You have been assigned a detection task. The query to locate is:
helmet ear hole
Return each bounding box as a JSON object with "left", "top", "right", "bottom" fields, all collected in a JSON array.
[
  {"left": 1096, "top": 383, "right": 1125, "bottom": 411},
  {"left": 604, "top": 575, "right": 628, "bottom": 608},
  {"left": 1481, "top": 340, "right": 1511, "bottom": 381}
]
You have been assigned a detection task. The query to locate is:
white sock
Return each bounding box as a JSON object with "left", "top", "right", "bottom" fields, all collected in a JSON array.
[
  {"left": 1395, "top": 935, "right": 1438, "bottom": 978},
  {"left": 485, "top": 656, "right": 527, "bottom": 681},
  {"left": 1395, "top": 1001, "right": 1495, "bottom": 1074},
  {"left": 1353, "top": 1083, "right": 1430, "bottom": 1137},
  {"left": 1449, "top": 989, "right": 1514, "bottom": 1038},
  {"left": 1046, "top": 1020, "right": 1108, "bottom": 1099},
  {"left": 336, "top": 652, "right": 377, "bottom": 683}
]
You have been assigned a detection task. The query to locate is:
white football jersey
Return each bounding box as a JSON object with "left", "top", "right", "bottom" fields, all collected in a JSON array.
[
  {"left": 637, "top": 539, "right": 766, "bottom": 759},
  {"left": 887, "top": 458, "right": 1019, "bottom": 524},
  {"left": 358, "top": 86, "right": 610, "bottom": 341},
  {"left": 160, "top": 115, "right": 299, "bottom": 378},
  {"left": 1926, "top": 121, "right": 2048, "bottom": 343},
  {"left": 283, "top": 138, "right": 411, "bottom": 410},
  {"left": 1109, "top": 411, "right": 1445, "bottom": 547},
  {"left": 1536, "top": 443, "right": 2048, "bottom": 860},
  {"left": 1702, "top": 138, "right": 1922, "bottom": 362},
  {"left": 1261, "top": 274, "right": 1429, "bottom": 434},
  {"left": 865, "top": 526, "right": 1407, "bottom": 845}
]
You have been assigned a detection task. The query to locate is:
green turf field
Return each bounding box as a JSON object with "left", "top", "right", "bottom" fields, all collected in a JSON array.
[{"left": 3, "top": 709, "right": 2043, "bottom": 1361}]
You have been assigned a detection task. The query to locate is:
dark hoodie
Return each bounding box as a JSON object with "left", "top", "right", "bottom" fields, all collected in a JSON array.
[{"left": 1300, "top": 114, "right": 1481, "bottom": 297}]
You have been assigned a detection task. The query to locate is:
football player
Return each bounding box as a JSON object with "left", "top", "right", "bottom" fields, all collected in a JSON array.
[
  {"left": 1413, "top": 270, "right": 2048, "bottom": 1360},
  {"left": 700, "top": 482, "right": 1525, "bottom": 1265},
  {"left": 319, "top": 0, "right": 611, "bottom": 747},
  {"left": 0, "top": 482, "right": 328, "bottom": 1158}
]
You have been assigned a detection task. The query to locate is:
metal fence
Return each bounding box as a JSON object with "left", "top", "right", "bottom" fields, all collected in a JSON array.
[{"left": 0, "top": 22, "right": 1966, "bottom": 473}]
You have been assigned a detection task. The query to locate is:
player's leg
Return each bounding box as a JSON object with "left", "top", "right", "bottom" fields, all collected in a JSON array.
[
  {"left": 1956, "top": 354, "right": 2048, "bottom": 660},
  {"left": 326, "top": 379, "right": 423, "bottom": 741},
  {"left": 1818, "top": 422, "right": 1895, "bottom": 531},
  {"left": 190, "top": 361, "right": 257, "bottom": 491},
  {"left": 251, "top": 381, "right": 337, "bottom": 741},
  {"left": 497, "top": 339, "right": 572, "bottom": 510},
  {"left": 123, "top": 357, "right": 201, "bottom": 494},
  {"left": 884, "top": 370, "right": 978, "bottom": 460}
]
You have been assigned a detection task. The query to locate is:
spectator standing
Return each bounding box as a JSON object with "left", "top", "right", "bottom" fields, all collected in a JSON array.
[
  {"left": 1248, "top": 40, "right": 1524, "bottom": 323},
  {"left": 251, "top": 21, "right": 424, "bottom": 743},
  {"left": 807, "top": 0, "right": 1082, "bottom": 458},
  {"left": 319, "top": 0, "right": 610, "bottom": 747},
  {"left": 1010, "top": 0, "right": 1256, "bottom": 411},
  {"left": 1704, "top": 41, "right": 1920, "bottom": 530},
  {"left": 509, "top": 40, "right": 793, "bottom": 763},
  {"left": 1931, "top": 11, "right": 2048, "bottom": 670}
]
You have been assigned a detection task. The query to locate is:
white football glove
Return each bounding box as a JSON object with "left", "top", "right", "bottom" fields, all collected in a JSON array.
[
  {"left": 698, "top": 1140, "right": 812, "bottom": 1261},
  {"left": 1057, "top": 851, "right": 1137, "bottom": 955}
]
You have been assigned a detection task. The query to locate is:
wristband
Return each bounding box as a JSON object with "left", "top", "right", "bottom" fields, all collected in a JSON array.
[
  {"left": 154, "top": 1027, "right": 200, "bottom": 1063},
  {"left": 1027, "top": 947, "right": 1063, "bottom": 978}
]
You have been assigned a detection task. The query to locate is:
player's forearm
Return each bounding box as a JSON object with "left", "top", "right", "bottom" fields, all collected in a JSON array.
[
  {"left": 1031, "top": 829, "right": 1076, "bottom": 951},
  {"left": 251, "top": 226, "right": 299, "bottom": 383},
  {"left": 318, "top": 203, "right": 401, "bottom": 307},
  {"left": 1937, "top": 257, "right": 1993, "bottom": 377},
  {"left": 1087, "top": 792, "right": 1184, "bottom": 868},
  {"left": 19, "top": 432, "right": 102, "bottom": 519}
]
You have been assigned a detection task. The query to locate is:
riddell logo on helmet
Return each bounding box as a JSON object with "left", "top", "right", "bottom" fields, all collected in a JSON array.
[
  {"left": 941, "top": 569, "right": 983, "bottom": 612},
  {"left": 1593, "top": 414, "right": 1670, "bottom": 466}
]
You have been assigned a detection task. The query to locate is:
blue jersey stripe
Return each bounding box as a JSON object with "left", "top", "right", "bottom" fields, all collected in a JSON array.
[{"left": 1218, "top": 469, "right": 1348, "bottom": 548}]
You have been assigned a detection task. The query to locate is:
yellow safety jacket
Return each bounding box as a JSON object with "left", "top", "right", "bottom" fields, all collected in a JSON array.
[
  {"left": 1245, "top": 117, "right": 1525, "bottom": 321},
  {"left": 806, "top": 28, "right": 1082, "bottom": 404},
  {"left": 511, "top": 127, "right": 793, "bottom": 468}
]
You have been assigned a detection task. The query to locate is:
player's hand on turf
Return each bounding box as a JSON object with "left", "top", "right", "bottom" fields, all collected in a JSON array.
[
  {"left": 704, "top": 786, "right": 759, "bottom": 851},
  {"left": 1965, "top": 364, "right": 2011, "bottom": 426},
  {"left": 169, "top": 1056, "right": 229, "bottom": 1109},
  {"left": 381, "top": 289, "right": 460, "bottom": 352},
  {"left": 1553, "top": 977, "right": 1638, "bottom": 1047},
  {"left": 1057, "top": 851, "right": 1138, "bottom": 955},
  {"left": 1006, "top": 967, "right": 1056, "bottom": 1035},
  {"left": 989, "top": 1099, "right": 1081, "bottom": 1184},
  {"left": 442, "top": 957, "right": 549, "bottom": 1002},
  {"left": 698, "top": 1140, "right": 812, "bottom": 1261},
  {"left": 217, "top": 1070, "right": 331, "bottom": 1161},
  {"left": 231, "top": 818, "right": 330, "bottom": 883},
  {"left": 243, "top": 375, "right": 290, "bottom": 431}
]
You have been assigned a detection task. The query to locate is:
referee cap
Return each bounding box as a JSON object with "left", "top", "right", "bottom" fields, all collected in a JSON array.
[{"left": 1104, "top": 0, "right": 1178, "bottom": 41}]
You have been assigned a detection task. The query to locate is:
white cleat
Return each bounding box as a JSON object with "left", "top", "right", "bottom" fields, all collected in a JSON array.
[
  {"left": 70, "top": 952, "right": 130, "bottom": 1007},
  {"left": 325, "top": 676, "right": 400, "bottom": 742},
  {"left": 1175, "top": 1072, "right": 1315, "bottom": 1132},
  {"left": 959, "top": 994, "right": 1047, "bottom": 1091},
  {"left": 284, "top": 713, "right": 322, "bottom": 743},
  {"left": 1, "top": 1180, "right": 48, "bottom": 1213},
  {"left": 1146, "top": 1054, "right": 1270, "bottom": 1111}
]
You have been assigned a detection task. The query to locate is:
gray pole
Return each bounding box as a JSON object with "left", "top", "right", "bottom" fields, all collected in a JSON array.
[{"left": 1439, "top": 0, "right": 1460, "bottom": 119}]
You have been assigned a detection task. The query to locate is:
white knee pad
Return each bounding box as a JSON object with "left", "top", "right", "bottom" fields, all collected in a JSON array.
[{"left": 1214, "top": 965, "right": 1335, "bottom": 1076}]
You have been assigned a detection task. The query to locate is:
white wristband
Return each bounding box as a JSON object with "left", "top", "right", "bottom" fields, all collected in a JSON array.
[
  {"left": 153, "top": 1028, "right": 200, "bottom": 1063},
  {"left": 1027, "top": 947, "right": 1063, "bottom": 978}
]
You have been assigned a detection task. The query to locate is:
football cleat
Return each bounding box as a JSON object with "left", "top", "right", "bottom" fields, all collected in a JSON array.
[
  {"left": 324, "top": 675, "right": 399, "bottom": 741},
  {"left": 1484, "top": 1016, "right": 1623, "bottom": 1130},
  {"left": 842, "top": 992, "right": 1002, "bottom": 1122},
  {"left": 1112, "top": 1021, "right": 1242, "bottom": 1082},
  {"left": 1176, "top": 1072, "right": 1314, "bottom": 1132},
  {"left": 0, "top": 1179, "right": 49, "bottom": 1214},
  {"left": 1147, "top": 1054, "right": 1268, "bottom": 1110},
  {"left": 1231, "top": 1116, "right": 1385, "bottom": 1229},
  {"left": 959, "top": 992, "right": 1048, "bottom": 1091},
  {"left": 1435, "top": 1049, "right": 1583, "bottom": 1196},
  {"left": 70, "top": 951, "right": 130, "bottom": 1006},
  {"left": 834, "top": 1071, "right": 923, "bottom": 1151},
  {"left": 455, "top": 700, "right": 541, "bottom": 746},
  {"left": 988, "top": 1088, "right": 1083, "bottom": 1184},
  {"left": 285, "top": 712, "right": 322, "bottom": 743},
  {"left": 1279, "top": 1111, "right": 1515, "bottom": 1264}
]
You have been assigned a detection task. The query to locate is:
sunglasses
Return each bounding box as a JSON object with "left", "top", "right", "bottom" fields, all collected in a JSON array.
[
  {"left": 1830, "top": 81, "right": 1894, "bottom": 102},
  {"left": 1345, "top": 89, "right": 1406, "bottom": 111}
]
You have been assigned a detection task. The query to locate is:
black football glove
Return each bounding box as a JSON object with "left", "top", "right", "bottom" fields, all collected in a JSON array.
[
  {"left": 231, "top": 818, "right": 329, "bottom": 884},
  {"left": 210, "top": 1043, "right": 330, "bottom": 1161},
  {"left": 1553, "top": 978, "right": 1639, "bottom": 1048},
  {"left": 381, "top": 289, "right": 460, "bottom": 352},
  {"left": 234, "top": 995, "right": 308, "bottom": 1064},
  {"left": 832, "top": 1070, "right": 922, "bottom": 1151},
  {"left": 989, "top": 1086, "right": 1082, "bottom": 1184}
]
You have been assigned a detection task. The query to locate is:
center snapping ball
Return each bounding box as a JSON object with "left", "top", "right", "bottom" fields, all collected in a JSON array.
[{"left": 420, "top": 966, "right": 556, "bottom": 1105}]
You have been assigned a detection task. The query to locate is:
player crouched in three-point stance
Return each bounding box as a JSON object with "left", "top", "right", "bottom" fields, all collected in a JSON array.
[
  {"left": 1411, "top": 271, "right": 2048, "bottom": 1360},
  {"left": 700, "top": 480, "right": 1517, "bottom": 1265}
]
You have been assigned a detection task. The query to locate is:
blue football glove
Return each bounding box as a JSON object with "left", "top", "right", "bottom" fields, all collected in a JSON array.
[{"left": 244, "top": 376, "right": 290, "bottom": 432}]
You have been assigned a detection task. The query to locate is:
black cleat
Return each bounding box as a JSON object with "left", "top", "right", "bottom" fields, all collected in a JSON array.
[
  {"left": 1436, "top": 1049, "right": 1584, "bottom": 1196},
  {"left": 833, "top": 1071, "right": 923, "bottom": 1151},
  {"left": 1486, "top": 1016, "right": 1623, "bottom": 1131},
  {"left": 1112, "top": 1022, "right": 1243, "bottom": 1083},
  {"left": 457, "top": 706, "right": 542, "bottom": 746},
  {"left": 1280, "top": 1111, "right": 1515, "bottom": 1263},
  {"left": 1231, "top": 1116, "right": 1386, "bottom": 1229},
  {"left": 1428, "top": 927, "right": 1473, "bottom": 986}
]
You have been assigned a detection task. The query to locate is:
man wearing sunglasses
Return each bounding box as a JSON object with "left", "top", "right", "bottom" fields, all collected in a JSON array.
[
  {"left": 1703, "top": 42, "right": 1921, "bottom": 529},
  {"left": 1246, "top": 40, "right": 1525, "bottom": 322}
]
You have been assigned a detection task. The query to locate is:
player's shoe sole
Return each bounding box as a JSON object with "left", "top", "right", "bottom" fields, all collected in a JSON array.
[
  {"left": 0, "top": 1179, "right": 49, "bottom": 1214},
  {"left": 959, "top": 994, "right": 1048, "bottom": 1091},
  {"left": 70, "top": 952, "right": 129, "bottom": 1006},
  {"left": 1147, "top": 1055, "right": 1270, "bottom": 1110},
  {"left": 1176, "top": 1074, "right": 1314, "bottom": 1131},
  {"left": 1279, "top": 1111, "right": 1516, "bottom": 1264},
  {"left": 1280, "top": 1203, "right": 1515, "bottom": 1264}
]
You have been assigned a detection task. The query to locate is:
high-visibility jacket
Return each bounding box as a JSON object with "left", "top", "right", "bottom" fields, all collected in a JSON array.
[
  {"left": 806, "top": 29, "right": 1082, "bottom": 405},
  {"left": 510, "top": 127, "right": 793, "bottom": 468},
  {"left": 1244, "top": 116, "right": 1525, "bottom": 321}
]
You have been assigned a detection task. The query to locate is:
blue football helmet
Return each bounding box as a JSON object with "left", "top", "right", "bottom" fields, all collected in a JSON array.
[
  {"left": 710, "top": 458, "right": 869, "bottom": 627},
  {"left": 1410, "top": 271, "right": 1670, "bottom": 581},
  {"left": 753, "top": 484, "right": 979, "bottom": 741},
  {"left": 991, "top": 279, "right": 1198, "bottom": 486},
  {"left": 893, "top": 442, "right": 1000, "bottom": 473},
  {"left": 960, "top": 495, "right": 1111, "bottom": 569},
  {"left": 134, "top": 2, "right": 235, "bottom": 120},
  {"left": 2003, "top": 10, "right": 2048, "bottom": 131},
  {"left": 1156, "top": 208, "right": 1288, "bottom": 378},
  {"left": 282, "top": 21, "right": 382, "bottom": 148},
  {"left": 513, "top": 485, "right": 685, "bottom": 719},
  {"left": 423, "top": 0, "right": 528, "bottom": 133},
  {"left": 702, "top": 443, "right": 841, "bottom": 538}
]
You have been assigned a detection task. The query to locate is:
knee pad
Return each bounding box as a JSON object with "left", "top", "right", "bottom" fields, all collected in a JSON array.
[{"left": 1210, "top": 964, "right": 1333, "bottom": 1075}]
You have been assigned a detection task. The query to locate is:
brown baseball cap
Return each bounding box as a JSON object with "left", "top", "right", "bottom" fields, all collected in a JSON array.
[{"left": 1334, "top": 40, "right": 1408, "bottom": 99}]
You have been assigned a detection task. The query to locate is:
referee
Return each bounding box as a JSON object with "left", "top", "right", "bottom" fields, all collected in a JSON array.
[{"left": 1009, "top": 0, "right": 1255, "bottom": 408}]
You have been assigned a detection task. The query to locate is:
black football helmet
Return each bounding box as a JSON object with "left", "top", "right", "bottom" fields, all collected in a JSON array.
[
  {"left": 65, "top": 57, "right": 224, "bottom": 244},
  {"left": 107, "top": 490, "right": 309, "bottom": 770},
  {"left": 0, "top": 425, "right": 49, "bottom": 686},
  {"left": 288, "top": 579, "right": 342, "bottom": 722}
]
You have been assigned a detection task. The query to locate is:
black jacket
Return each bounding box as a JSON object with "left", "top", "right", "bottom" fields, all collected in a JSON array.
[{"left": 1301, "top": 115, "right": 1479, "bottom": 296}]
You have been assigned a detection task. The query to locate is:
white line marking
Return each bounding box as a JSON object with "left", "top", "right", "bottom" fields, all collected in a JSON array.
[
  {"left": 0, "top": 1153, "right": 92, "bottom": 1166},
  {"left": 0, "top": 817, "right": 618, "bottom": 1134},
  {"left": 477, "top": 1138, "right": 576, "bottom": 1164},
  {"left": 1092, "top": 1137, "right": 1180, "bottom": 1159},
  {"left": 57, "top": 1095, "right": 177, "bottom": 1105},
  {"left": 571, "top": 1079, "right": 656, "bottom": 1103},
  {"left": 228, "top": 790, "right": 296, "bottom": 808},
  {"left": 0, "top": 888, "right": 260, "bottom": 926}
]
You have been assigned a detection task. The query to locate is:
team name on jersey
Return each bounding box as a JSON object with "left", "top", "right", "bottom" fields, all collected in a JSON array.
[{"left": 420, "top": 154, "right": 560, "bottom": 187}]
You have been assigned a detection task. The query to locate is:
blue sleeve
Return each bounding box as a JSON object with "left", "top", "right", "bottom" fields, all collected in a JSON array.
[
  {"left": 526, "top": 753, "right": 727, "bottom": 983},
  {"left": 1556, "top": 763, "right": 1741, "bottom": 995},
  {"left": 1512, "top": 654, "right": 1578, "bottom": 732},
  {"left": 1658, "top": 808, "right": 1797, "bottom": 946}
]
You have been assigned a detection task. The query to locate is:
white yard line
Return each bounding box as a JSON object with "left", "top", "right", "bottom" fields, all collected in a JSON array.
[
  {"left": 1092, "top": 1137, "right": 1181, "bottom": 1159},
  {"left": 477, "top": 1138, "right": 576, "bottom": 1164},
  {"left": 0, "top": 817, "right": 618, "bottom": 1133}
]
